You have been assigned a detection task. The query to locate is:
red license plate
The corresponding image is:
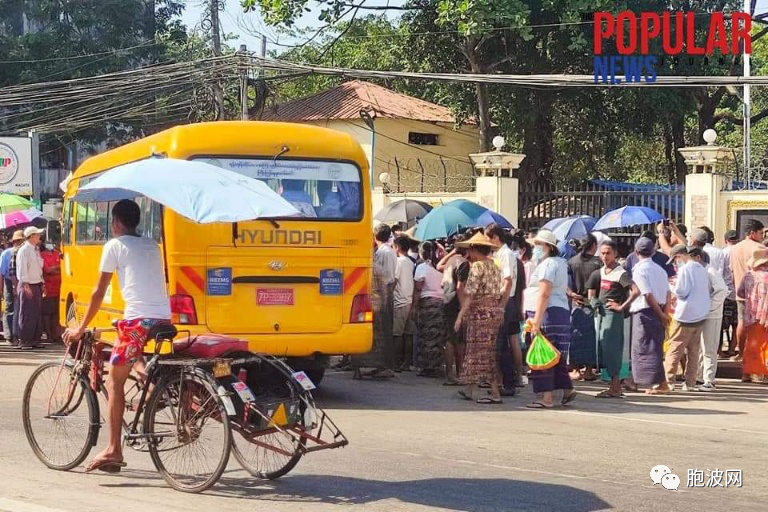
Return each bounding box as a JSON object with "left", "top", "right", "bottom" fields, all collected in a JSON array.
[{"left": 257, "top": 288, "right": 294, "bottom": 306}]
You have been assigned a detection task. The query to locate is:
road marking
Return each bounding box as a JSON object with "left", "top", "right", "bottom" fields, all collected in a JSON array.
[
  {"left": 552, "top": 409, "right": 767, "bottom": 435},
  {"left": 0, "top": 498, "right": 67, "bottom": 512}
]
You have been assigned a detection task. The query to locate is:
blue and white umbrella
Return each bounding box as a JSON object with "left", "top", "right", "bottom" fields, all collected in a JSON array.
[
  {"left": 593, "top": 206, "right": 665, "bottom": 231},
  {"left": 72, "top": 157, "right": 299, "bottom": 223},
  {"left": 542, "top": 215, "right": 597, "bottom": 242}
]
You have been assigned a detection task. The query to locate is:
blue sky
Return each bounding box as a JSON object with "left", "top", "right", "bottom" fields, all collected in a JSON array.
[{"left": 183, "top": 1, "right": 768, "bottom": 56}]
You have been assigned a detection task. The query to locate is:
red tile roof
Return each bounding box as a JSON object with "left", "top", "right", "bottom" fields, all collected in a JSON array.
[{"left": 261, "top": 80, "right": 459, "bottom": 123}]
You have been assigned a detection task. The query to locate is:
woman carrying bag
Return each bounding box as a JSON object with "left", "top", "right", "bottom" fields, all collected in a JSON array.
[{"left": 526, "top": 230, "right": 577, "bottom": 409}]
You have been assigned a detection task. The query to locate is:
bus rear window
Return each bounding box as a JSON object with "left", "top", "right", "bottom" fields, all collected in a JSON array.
[{"left": 194, "top": 158, "right": 362, "bottom": 221}]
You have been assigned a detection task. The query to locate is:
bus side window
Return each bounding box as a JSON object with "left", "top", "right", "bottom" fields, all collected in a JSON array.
[
  {"left": 150, "top": 201, "right": 163, "bottom": 241},
  {"left": 62, "top": 201, "right": 73, "bottom": 245},
  {"left": 75, "top": 203, "right": 91, "bottom": 244}
]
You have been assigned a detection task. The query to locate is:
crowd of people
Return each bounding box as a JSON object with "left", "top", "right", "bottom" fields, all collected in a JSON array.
[
  {"left": 359, "top": 217, "right": 768, "bottom": 407},
  {"left": 0, "top": 227, "right": 62, "bottom": 350}
]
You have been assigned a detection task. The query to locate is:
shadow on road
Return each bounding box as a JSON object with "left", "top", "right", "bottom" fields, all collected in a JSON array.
[
  {"left": 314, "top": 373, "right": 755, "bottom": 416},
  {"left": 102, "top": 473, "right": 611, "bottom": 511}
]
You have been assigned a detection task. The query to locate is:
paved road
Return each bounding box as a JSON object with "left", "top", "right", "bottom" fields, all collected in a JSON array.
[{"left": 1, "top": 344, "right": 766, "bottom": 512}]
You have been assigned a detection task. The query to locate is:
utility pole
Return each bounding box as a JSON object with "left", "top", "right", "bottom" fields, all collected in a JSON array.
[
  {"left": 210, "top": 0, "right": 224, "bottom": 120},
  {"left": 743, "top": 0, "right": 751, "bottom": 180},
  {"left": 239, "top": 45, "right": 248, "bottom": 121}
]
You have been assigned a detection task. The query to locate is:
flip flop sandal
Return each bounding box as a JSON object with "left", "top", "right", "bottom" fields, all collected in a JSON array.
[
  {"left": 596, "top": 390, "right": 624, "bottom": 399},
  {"left": 478, "top": 383, "right": 491, "bottom": 389},
  {"left": 526, "top": 401, "right": 553, "bottom": 409},
  {"left": 442, "top": 380, "right": 463, "bottom": 386},
  {"left": 457, "top": 390, "right": 472, "bottom": 401},
  {"left": 561, "top": 391, "right": 578, "bottom": 405},
  {"left": 85, "top": 459, "right": 127, "bottom": 473},
  {"left": 476, "top": 397, "right": 503, "bottom": 405}
]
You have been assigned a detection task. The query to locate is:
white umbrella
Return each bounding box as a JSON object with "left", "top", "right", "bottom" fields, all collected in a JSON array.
[{"left": 72, "top": 158, "right": 299, "bottom": 223}]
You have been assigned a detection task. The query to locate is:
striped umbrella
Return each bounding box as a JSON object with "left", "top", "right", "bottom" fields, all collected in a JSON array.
[
  {"left": 0, "top": 207, "right": 43, "bottom": 229},
  {"left": 0, "top": 194, "right": 33, "bottom": 214}
]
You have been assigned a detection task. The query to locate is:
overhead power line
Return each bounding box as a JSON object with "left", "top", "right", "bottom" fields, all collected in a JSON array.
[
  {"left": 253, "top": 56, "right": 768, "bottom": 87},
  {"left": 0, "top": 40, "right": 160, "bottom": 64}
]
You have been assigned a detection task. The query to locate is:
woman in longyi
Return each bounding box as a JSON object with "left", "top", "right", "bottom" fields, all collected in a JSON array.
[{"left": 736, "top": 248, "right": 768, "bottom": 380}]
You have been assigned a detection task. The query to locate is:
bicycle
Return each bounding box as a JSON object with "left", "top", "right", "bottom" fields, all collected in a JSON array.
[
  {"left": 22, "top": 323, "right": 349, "bottom": 492},
  {"left": 22, "top": 323, "right": 233, "bottom": 493}
]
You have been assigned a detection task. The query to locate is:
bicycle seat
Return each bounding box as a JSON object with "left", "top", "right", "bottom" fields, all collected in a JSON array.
[
  {"left": 172, "top": 334, "right": 248, "bottom": 358},
  {"left": 148, "top": 323, "right": 178, "bottom": 342}
]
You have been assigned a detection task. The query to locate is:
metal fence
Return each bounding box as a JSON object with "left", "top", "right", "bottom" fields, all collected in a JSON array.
[
  {"left": 378, "top": 157, "right": 474, "bottom": 193},
  {"left": 519, "top": 180, "right": 685, "bottom": 251}
]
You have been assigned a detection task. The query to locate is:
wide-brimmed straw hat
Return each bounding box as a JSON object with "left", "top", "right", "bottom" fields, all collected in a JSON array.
[
  {"left": 455, "top": 232, "right": 499, "bottom": 249},
  {"left": 532, "top": 229, "right": 558, "bottom": 248},
  {"left": 749, "top": 248, "right": 768, "bottom": 270}
]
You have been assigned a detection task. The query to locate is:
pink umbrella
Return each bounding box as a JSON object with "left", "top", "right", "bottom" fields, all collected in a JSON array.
[{"left": 0, "top": 207, "right": 43, "bottom": 229}]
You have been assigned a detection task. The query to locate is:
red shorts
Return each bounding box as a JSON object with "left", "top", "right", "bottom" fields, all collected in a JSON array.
[{"left": 109, "top": 318, "right": 168, "bottom": 366}]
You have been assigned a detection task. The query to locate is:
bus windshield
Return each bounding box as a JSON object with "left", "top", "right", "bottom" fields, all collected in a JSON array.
[{"left": 195, "top": 157, "right": 362, "bottom": 220}]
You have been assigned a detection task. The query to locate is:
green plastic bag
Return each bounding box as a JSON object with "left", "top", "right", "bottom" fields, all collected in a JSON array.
[{"left": 524, "top": 321, "right": 561, "bottom": 370}]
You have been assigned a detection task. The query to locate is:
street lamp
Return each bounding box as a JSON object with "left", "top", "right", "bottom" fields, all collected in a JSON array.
[
  {"left": 378, "top": 172, "right": 391, "bottom": 193},
  {"left": 469, "top": 137, "right": 526, "bottom": 177}
]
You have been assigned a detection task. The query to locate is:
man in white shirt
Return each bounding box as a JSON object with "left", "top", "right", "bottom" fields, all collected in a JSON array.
[
  {"left": 392, "top": 236, "right": 415, "bottom": 371},
  {"left": 15, "top": 226, "right": 45, "bottom": 350},
  {"left": 690, "top": 227, "right": 733, "bottom": 302},
  {"left": 485, "top": 223, "right": 524, "bottom": 393},
  {"left": 688, "top": 248, "right": 727, "bottom": 391},
  {"left": 665, "top": 245, "right": 711, "bottom": 391},
  {"left": 368, "top": 224, "right": 397, "bottom": 377},
  {"left": 629, "top": 238, "right": 671, "bottom": 394},
  {"left": 373, "top": 224, "right": 397, "bottom": 287},
  {"left": 64, "top": 200, "right": 171, "bottom": 473}
]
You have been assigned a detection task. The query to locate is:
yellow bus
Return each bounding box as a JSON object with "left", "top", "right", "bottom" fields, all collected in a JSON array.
[{"left": 58, "top": 121, "right": 373, "bottom": 383}]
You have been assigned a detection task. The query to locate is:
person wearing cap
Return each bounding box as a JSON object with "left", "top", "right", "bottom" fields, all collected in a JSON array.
[
  {"left": 15, "top": 226, "right": 45, "bottom": 350},
  {"left": 736, "top": 247, "right": 768, "bottom": 382},
  {"left": 730, "top": 219, "right": 766, "bottom": 370},
  {"left": 687, "top": 248, "right": 727, "bottom": 392},
  {"left": 629, "top": 237, "right": 672, "bottom": 394},
  {"left": 0, "top": 230, "right": 24, "bottom": 344},
  {"left": 566, "top": 234, "right": 602, "bottom": 382},
  {"left": 627, "top": 230, "right": 675, "bottom": 278},
  {"left": 526, "top": 229, "right": 576, "bottom": 409},
  {"left": 454, "top": 232, "right": 505, "bottom": 404},
  {"left": 664, "top": 244, "right": 711, "bottom": 391}
]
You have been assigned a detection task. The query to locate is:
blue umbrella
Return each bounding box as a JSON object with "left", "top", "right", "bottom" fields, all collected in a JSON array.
[
  {"left": 414, "top": 199, "right": 513, "bottom": 240},
  {"left": 593, "top": 206, "right": 665, "bottom": 231},
  {"left": 542, "top": 215, "right": 597, "bottom": 242},
  {"left": 72, "top": 158, "right": 299, "bottom": 223}
]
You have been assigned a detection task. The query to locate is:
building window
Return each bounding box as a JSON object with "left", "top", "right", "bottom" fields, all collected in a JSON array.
[{"left": 408, "top": 132, "right": 439, "bottom": 145}]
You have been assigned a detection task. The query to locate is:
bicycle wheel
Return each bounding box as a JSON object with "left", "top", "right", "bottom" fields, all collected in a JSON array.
[
  {"left": 230, "top": 358, "right": 306, "bottom": 479},
  {"left": 22, "top": 362, "right": 99, "bottom": 470},
  {"left": 231, "top": 415, "right": 305, "bottom": 480},
  {"left": 144, "top": 369, "right": 231, "bottom": 493}
]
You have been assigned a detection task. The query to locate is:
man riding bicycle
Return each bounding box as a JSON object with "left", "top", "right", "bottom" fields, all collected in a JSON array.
[{"left": 63, "top": 199, "right": 171, "bottom": 473}]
